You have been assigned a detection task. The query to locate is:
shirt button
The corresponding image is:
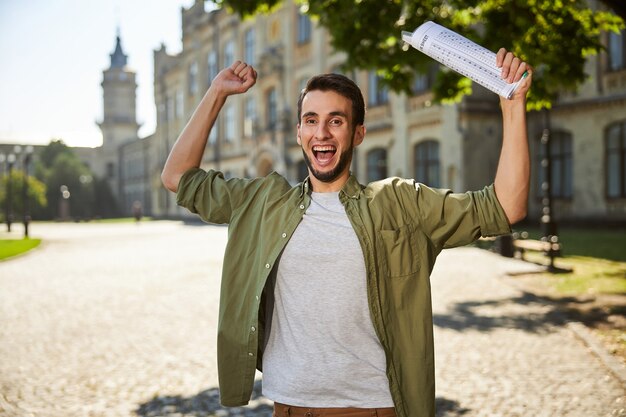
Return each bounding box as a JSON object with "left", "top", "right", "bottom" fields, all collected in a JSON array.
[
  {"left": 255, "top": 295, "right": 259, "bottom": 301},
  {"left": 281, "top": 233, "right": 287, "bottom": 238},
  {"left": 299, "top": 204, "right": 305, "bottom": 209},
  {"left": 248, "top": 352, "right": 254, "bottom": 357},
  {"left": 265, "top": 263, "right": 270, "bottom": 269},
  {"left": 251, "top": 326, "right": 256, "bottom": 332}
]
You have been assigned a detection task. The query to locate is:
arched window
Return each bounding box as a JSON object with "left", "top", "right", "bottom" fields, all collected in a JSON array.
[
  {"left": 536, "top": 131, "right": 573, "bottom": 199},
  {"left": 367, "top": 148, "right": 387, "bottom": 182},
  {"left": 606, "top": 121, "right": 626, "bottom": 198},
  {"left": 414, "top": 140, "right": 440, "bottom": 187}
]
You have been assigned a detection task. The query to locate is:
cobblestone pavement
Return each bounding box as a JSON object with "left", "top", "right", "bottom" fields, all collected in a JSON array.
[{"left": 0, "top": 222, "right": 624, "bottom": 417}]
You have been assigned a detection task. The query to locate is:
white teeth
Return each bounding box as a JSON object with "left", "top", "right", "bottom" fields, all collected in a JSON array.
[{"left": 313, "top": 145, "right": 336, "bottom": 151}]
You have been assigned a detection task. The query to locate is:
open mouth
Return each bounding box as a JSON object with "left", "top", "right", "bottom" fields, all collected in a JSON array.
[{"left": 312, "top": 145, "right": 337, "bottom": 165}]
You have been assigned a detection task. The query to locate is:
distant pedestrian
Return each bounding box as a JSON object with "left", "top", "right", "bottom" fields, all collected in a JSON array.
[
  {"left": 132, "top": 201, "right": 142, "bottom": 222},
  {"left": 161, "top": 50, "right": 532, "bottom": 417}
]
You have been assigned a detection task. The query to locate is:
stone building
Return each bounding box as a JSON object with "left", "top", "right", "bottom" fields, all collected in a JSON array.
[
  {"left": 97, "top": 32, "right": 141, "bottom": 202},
  {"left": 83, "top": 0, "right": 622, "bottom": 225}
]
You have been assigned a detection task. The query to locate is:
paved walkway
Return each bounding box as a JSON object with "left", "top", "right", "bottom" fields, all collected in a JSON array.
[{"left": 0, "top": 222, "right": 623, "bottom": 417}]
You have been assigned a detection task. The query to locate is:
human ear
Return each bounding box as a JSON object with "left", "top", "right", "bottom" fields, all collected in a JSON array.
[
  {"left": 353, "top": 125, "right": 366, "bottom": 147},
  {"left": 297, "top": 124, "right": 302, "bottom": 145}
]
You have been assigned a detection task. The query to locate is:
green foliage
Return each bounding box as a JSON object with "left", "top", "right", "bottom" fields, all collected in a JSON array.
[
  {"left": 32, "top": 139, "right": 100, "bottom": 220},
  {"left": 219, "top": 0, "right": 624, "bottom": 109},
  {"left": 0, "top": 171, "right": 47, "bottom": 222}
]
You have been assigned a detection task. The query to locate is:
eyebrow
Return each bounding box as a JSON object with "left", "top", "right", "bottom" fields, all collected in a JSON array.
[{"left": 301, "top": 111, "right": 349, "bottom": 119}]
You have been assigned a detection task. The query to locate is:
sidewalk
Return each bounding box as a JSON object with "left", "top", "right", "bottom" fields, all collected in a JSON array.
[
  {"left": 431, "top": 247, "right": 625, "bottom": 417},
  {"left": 0, "top": 223, "right": 623, "bottom": 416}
]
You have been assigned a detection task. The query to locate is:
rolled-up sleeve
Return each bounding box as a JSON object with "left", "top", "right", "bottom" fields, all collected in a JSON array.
[
  {"left": 473, "top": 184, "right": 512, "bottom": 237},
  {"left": 415, "top": 182, "right": 511, "bottom": 250},
  {"left": 176, "top": 168, "right": 234, "bottom": 224}
]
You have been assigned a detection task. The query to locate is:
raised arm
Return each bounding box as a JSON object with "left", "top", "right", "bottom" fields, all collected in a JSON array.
[
  {"left": 161, "top": 61, "right": 257, "bottom": 192},
  {"left": 493, "top": 49, "right": 533, "bottom": 224}
]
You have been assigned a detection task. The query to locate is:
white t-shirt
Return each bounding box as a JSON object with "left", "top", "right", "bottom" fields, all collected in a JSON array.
[{"left": 262, "top": 191, "right": 394, "bottom": 407}]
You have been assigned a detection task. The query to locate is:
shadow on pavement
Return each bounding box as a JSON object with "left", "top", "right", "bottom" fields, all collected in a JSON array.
[
  {"left": 135, "top": 380, "right": 469, "bottom": 417},
  {"left": 436, "top": 397, "right": 471, "bottom": 416},
  {"left": 135, "top": 379, "right": 272, "bottom": 417},
  {"left": 434, "top": 291, "right": 569, "bottom": 333}
]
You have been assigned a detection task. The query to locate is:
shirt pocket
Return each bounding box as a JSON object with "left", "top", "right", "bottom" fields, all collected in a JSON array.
[{"left": 378, "top": 223, "right": 420, "bottom": 278}]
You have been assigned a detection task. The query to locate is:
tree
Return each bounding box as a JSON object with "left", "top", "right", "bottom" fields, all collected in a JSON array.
[
  {"left": 44, "top": 153, "right": 95, "bottom": 220},
  {"left": 216, "top": 0, "right": 624, "bottom": 109},
  {"left": 33, "top": 140, "right": 96, "bottom": 220},
  {"left": 0, "top": 171, "right": 47, "bottom": 223}
]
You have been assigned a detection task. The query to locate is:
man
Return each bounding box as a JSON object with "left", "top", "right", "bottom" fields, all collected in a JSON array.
[{"left": 162, "top": 50, "right": 531, "bottom": 417}]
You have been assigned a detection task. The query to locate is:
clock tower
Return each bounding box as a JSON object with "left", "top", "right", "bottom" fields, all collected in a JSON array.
[{"left": 97, "top": 29, "right": 140, "bottom": 205}]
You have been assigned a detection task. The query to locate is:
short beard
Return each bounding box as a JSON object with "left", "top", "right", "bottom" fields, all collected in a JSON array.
[{"left": 302, "top": 144, "right": 353, "bottom": 183}]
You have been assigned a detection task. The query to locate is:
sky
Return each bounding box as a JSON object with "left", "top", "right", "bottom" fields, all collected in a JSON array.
[{"left": 0, "top": 0, "right": 203, "bottom": 148}]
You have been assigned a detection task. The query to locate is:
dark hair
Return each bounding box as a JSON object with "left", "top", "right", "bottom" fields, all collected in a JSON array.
[{"left": 297, "top": 73, "right": 366, "bottom": 127}]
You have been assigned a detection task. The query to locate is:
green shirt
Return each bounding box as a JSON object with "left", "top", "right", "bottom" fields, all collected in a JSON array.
[{"left": 176, "top": 168, "right": 511, "bottom": 417}]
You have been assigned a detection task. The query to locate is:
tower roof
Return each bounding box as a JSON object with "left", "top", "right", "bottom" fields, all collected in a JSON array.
[{"left": 110, "top": 30, "right": 128, "bottom": 69}]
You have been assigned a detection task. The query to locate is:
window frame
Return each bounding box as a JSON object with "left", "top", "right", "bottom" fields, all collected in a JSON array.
[
  {"left": 608, "top": 29, "right": 626, "bottom": 72},
  {"left": 536, "top": 130, "right": 574, "bottom": 200},
  {"left": 605, "top": 121, "right": 626, "bottom": 199},
  {"left": 366, "top": 147, "right": 388, "bottom": 182},
  {"left": 297, "top": 12, "right": 312, "bottom": 45},
  {"left": 413, "top": 140, "right": 440, "bottom": 187}
]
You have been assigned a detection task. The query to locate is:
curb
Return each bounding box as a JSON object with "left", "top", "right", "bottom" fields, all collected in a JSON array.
[
  {"left": 497, "top": 255, "right": 626, "bottom": 390},
  {"left": 566, "top": 321, "right": 626, "bottom": 388}
]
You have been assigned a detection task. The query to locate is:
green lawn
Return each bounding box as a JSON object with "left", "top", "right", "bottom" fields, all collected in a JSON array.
[
  {"left": 89, "top": 217, "right": 152, "bottom": 223},
  {"left": 509, "top": 226, "right": 626, "bottom": 297},
  {"left": 519, "top": 227, "right": 626, "bottom": 263},
  {"left": 0, "top": 238, "right": 41, "bottom": 261}
]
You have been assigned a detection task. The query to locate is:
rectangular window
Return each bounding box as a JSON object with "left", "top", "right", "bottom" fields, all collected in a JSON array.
[
  {"left": 608, "top": 30, "right": 625, "bottom": 71},
  {"left": 225, "top": 104, "right": 235, "bottom": 142},
  {"left": 244, "top": 97, "right": 257, "bottom": 137},
  {"left": 267, "top": 88, "right": 277, "bottom": 129},
  {"left": 208, "top": 51, "right": 218, "bottom": 84},
  {"left": 244, "top": 28, "right": 255, "bottom": 65},
  {"left": 224, "top": 40, "right": 235, "bottom": 67},
  {"left": 209, "top": 122, "right": 218, "bottom": 145},
  {"left": 176, "top": 90, "right": 184, "bottom": 118},
  {"left": 297, "top": 12, "right": 312, "bottom": 44},
  {"left": 368, "top": 72, "right": 389, "bottom": 106},
  {"left": 188, "top": 61, "right": 198, "bottom": 95},
  {"left": 414, "top": 140, "right": 440, "bottom": 187},
  {"left": 606, "top": 122, "right": 626, "bottom": 198},
  {"left": 166, "top": 96, "right": 174, "bottom": 122},
  {"left": 536, "top": 131, "right": 573, "bottom": 199},
  {"left": 367, "top": 148, "right": 388, "bottom": 182}
]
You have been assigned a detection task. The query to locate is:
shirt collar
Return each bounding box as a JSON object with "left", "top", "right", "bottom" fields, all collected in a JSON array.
[
  {"left": 298, "top": 177, "right": 310, "bottom": 197},
  {"left": 340, "top": 173, "right": 363, "bottom": 199},
  {"left": 298, "top": 173, "right": 362, "bottom": 199}
]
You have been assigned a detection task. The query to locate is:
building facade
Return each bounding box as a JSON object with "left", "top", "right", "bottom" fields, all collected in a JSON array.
[{"left": 86, "top": 0, "right": 624, "bottom": 224}]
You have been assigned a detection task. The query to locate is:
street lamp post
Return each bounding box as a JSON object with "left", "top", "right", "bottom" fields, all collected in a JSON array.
[
  {"left": 6, "top": 152, "right": 16, "bottom": 232},
  {"left": 23, "top": 146, "right": 34, "bottom": 238},
  {"left": 540, "top": 109, "right": 560, "bottom": 271},
  {"left": 59, "top": 185, "right": 71, "bottom": 221},
  {"left": 0, "top": 153, "right": 5, "bottom": 228}
]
